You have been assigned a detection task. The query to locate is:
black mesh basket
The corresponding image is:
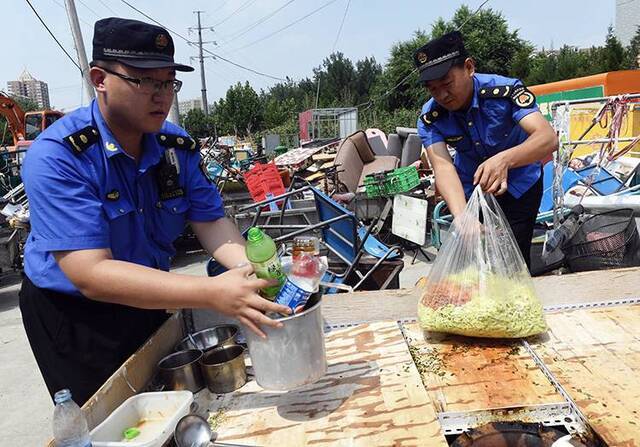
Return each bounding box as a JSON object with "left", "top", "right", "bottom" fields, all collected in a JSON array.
[{"left": 562, "top": 208, "right": 640, "bottom": 272}]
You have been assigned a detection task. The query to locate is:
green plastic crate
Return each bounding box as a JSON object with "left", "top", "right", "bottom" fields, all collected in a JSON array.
[
  {"left": 363, "top": 166, "right": 420, "bottom": 198},
  {"left": 385, "top": 166, "right": 420, "bottom": 194},
  {"left": 363, "top": 172, "right": 387, "bottom": 198}
]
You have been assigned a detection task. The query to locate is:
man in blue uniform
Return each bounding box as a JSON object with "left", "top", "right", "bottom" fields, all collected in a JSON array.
[
  {"left": 414, "top": 31, "right": 558, "bottom": 267},
  {"left": 19, "top": 17, "right": 290, "bottom": 405}
]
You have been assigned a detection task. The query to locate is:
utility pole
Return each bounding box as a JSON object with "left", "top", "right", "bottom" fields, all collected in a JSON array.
[
  {"left": 189, "top": 11, "right": 215, "bottom": 116},
  {"left": 168, "top": 91, "right": 180, "bottom": 124},
  {"left": 64, "top": 0, "right": 95, "bottom": 101}
]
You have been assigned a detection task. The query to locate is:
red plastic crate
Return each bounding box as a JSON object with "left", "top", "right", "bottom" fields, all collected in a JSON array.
[{"left": 244, "top": 163, "right": 286, "bottom": 204}]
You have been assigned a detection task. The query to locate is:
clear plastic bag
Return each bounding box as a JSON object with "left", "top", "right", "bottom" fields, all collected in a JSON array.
[{"left": 418, "top": 186, "right": 547, "bottom": 338}]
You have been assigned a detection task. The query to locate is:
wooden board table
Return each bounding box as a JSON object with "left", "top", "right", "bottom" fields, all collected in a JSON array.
[
  {"left": 402, "top": 324, "right": 563, "bottom": 414},
  {"left": 530, "top": 305, "right": 640, "bottom": 446},
  {"left": 74, "top": 268, "right": 640, "bottom": 446},
  {"left": 207, "top": 322, "right": 448, "bottom": 447}
]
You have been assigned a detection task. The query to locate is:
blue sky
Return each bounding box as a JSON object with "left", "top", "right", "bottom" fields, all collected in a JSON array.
[{"left": 3, "top": 0, "right": 617, "bottom": 111}]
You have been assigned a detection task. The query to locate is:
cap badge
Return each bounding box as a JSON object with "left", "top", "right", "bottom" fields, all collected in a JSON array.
[
  {"left": 155, "top": 34, "right": 169, "bottom": 50},
  {"left": 417, "top": 52, "right": 428, "bottom": 65}
]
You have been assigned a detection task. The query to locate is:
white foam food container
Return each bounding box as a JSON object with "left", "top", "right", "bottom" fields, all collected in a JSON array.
[{"left": 90, "top": 391, "right": 193, "bottom": 447}]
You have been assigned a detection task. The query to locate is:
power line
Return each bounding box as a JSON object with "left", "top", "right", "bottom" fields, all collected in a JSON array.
[
  {"left": 212, "top": 0, "right": 258, "bottom": 28},
  {"left": 331, "top": 0, "right": 351, "bottom": 51},
  {"left": 49, "top": 0, "right": 92, "bottom": 26},
  {"left": 457, "top": 0, "right": 490, "bottom": 30},
  {"left": 218, "top": 0, "right": 298, "bottom": 45},
  {"left": 118, "top": 0, "right": 285, "bottom": 81},
  {"left": 24, "top": 0, "right": 82, "bottom": 72},
  {"left": 356, "top": 0, "right": 491, "bottom": 112},
  {"left": 232, "top": 0, "right": 341, "bottom": 52},
  {"left": 77, "top": 0, "right": 101, "bottom": 17},
  {"left": 96, "top": 0, "right": 118, "bottom": 15},
  {"left": 315, "top": 0, "right": 351, "bottom": 109}
]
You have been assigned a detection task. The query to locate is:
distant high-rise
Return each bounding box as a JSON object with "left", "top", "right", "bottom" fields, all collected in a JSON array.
[
  {"left": 7, "top": 69, "right": 51, "bottom": 109},
  {"left": 179, "top": 98, "right": 214, "bottom": 115},
  {"left": 615, "top": 0, "right": 640, "bottom": 46}
]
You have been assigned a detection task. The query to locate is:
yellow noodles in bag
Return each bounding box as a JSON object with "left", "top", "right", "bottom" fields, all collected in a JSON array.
[{"left": 418, "top": 268, "right": 546, "bottom": 338}]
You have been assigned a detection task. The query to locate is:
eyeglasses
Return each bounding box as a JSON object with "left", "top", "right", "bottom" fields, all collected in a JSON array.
[{"left": 100, "top": 66, "right": 183, "bottom": 94}]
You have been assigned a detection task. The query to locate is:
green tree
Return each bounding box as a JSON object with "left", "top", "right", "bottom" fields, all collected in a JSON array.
[
  {"left": 214, "top": 82, "right": 262, "bottom": 137},
  {"left": 262, "top": 96, "right": 297, "bottom": 129},
  {"left": 430, "top": 5, "right": 533, "bottom": 77},
  {"left": 182, "top": 108, "right": 215, "bottom": 139},
  {"left": 354, "top": 57, "right": 382, "bottom": 106},
  {"left": 369, "top": 30, "right": 429, "bottom": 112},
  {"left": 600, "top": 26, "right": 626, "bottom": 72},
  {"left": 313, "top": 52, "right": 357, "bottom": 107},
  {"left": 625, "top": 25, "right": 640, "bottom": 69}
]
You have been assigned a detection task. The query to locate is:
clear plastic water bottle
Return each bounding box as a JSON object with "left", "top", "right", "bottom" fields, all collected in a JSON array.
[
  {"left": 274, "top": 252, "right": 327, "bottom": 313},
  {"left": 53, "top": 389, "right": 92, "bottom": 447}
]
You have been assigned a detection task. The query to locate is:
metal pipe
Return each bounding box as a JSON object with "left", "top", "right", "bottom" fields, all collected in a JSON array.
[
  {"left": 237, "top": 186, "right": 312, "bottom": 212},
  {"left": 272, "top": 214, "right": 351, "bottom": 243},
  {"left": 233, "top": 207, "right": 317, "bottom": 220},
  {"left": 564, "top": 137, "right": 639, "bottom": 145},
  {"left": 550, "top": 93, "right": 640, "bottom": 110}
]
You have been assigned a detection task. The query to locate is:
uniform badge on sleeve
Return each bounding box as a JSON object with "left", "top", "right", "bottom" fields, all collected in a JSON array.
[
  {"left": 444, "top": 135, "right": 464, "bottom": 145},
  {"left": 511, "top": 86, "right": 536, "bottom": 108},
  {"left": 420, "top": 106, "right": 445, "bottom": 126},
  {"left": 106, "top": 189, "right": 120, "bottom": 201},
  {"left": 478, "top": 85, "right": 512, "bottom": 99},
  {"left": 63, "top": 126, "right": 99, "bottom": 155}
]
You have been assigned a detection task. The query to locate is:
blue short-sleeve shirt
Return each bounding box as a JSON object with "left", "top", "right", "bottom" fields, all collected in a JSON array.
[
  {"left": 417, "top": 73, "right": 541, "bottom": 199},
  {"left": 22, "top": 99, "right": 225, "bottom": 295}
]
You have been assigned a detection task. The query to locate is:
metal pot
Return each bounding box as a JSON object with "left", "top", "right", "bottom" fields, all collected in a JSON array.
[
  {"left": 200, "top": 344, "right": 247, "bottom": 394},
  {"left": 245, "top": 299, "right": 327, "bottom": 391},
  {"left": 175, "top": 325, "right": 239, "bottom": 352},
  {"left": 158, "top": 349, "right": 204, "bottom": 393}
]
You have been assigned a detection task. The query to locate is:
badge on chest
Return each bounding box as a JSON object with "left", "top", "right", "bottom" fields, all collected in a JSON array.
[{"left": 156, "top": 148, "right": 184, "bottom": 200}]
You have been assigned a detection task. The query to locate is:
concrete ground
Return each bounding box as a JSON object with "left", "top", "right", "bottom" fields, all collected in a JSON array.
[{"left": 0, "top": 249, "right": 433, "bottom": 445}]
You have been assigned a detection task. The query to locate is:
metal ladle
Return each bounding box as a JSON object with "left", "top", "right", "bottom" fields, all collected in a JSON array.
[{"left": 174, "top": 414, "right": 257, "bottom": 447}]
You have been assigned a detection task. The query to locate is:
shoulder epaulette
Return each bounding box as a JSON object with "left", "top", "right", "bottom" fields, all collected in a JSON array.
[
  {"left": 420, "top": 105, "right": 446, "bottom": 126},
  {"left": 63, "top": 126, "right": 99, "bottom": 155},
  {"left": 156, "top": 133, "right": 199, "bottom": 151},
  {"left": 479, "top": 84, "right": 536, "bottom": 108}
]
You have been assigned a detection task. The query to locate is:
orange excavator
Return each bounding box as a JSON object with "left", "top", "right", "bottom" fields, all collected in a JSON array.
[{"left": 0, "top": 91, "right": 63, "bottom": 150}]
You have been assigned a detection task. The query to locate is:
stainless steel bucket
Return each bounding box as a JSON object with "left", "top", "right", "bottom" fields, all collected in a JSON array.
[
  {"left": 157, "top": 349, "right": 204, "bottom": 393},
  {"left": 175, "top": 325, "right": 238, "bottom": 352},
  {"left": 244, "top": 299, "right": 327, "bottom": 391},
  {"left": 200, "top": 344, "right": 247, "bottom": 393}
]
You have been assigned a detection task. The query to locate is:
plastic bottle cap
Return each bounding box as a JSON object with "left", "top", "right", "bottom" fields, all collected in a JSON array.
[
  {"left": 123, "top": 427, "right": 141, "bottom": 440},
  {"left": 247, "top": 227, "right": 264, "bottom": 243},
  {"left": 53, "top": 389, "right": 72, "bottom": 404}
]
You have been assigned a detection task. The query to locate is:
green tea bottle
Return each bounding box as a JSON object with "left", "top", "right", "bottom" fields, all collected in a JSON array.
[{"left": 245, "top": 227, "right": 286, "bottom": 299}]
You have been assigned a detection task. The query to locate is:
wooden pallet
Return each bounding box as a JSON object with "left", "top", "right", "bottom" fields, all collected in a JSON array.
[
  {"left": 530, "top": 305, "right": 640, "bottom": 446},
  {"left": 207, "top": 322, "right": 448, "bottom": 446},
  {"left": 402, "top": 323, "right": 563, "bottom": 414}
]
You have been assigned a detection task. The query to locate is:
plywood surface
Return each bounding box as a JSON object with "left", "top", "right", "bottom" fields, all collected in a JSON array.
[
  {"left": 320, "top": 267, "right": 640, "bottom": 326},
  {"left": 530, "top": 305, "right": 640, "bottom": 446},
  {"left": 207, "top": 322, "right": 448, "bottom": 447},
  {"left": 402, "top": 323, "right": 563, "bottom": 414}
]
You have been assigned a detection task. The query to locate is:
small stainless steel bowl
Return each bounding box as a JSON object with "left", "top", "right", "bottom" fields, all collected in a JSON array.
[
  {"left": 200, "top": 344, "right": 247, "bottom": 394},
  {"left": 175, "top": 325, "right": 239, "bottom": 352},
  {"left": 157, "top": 349, "right": 204, "bottom": 393}
]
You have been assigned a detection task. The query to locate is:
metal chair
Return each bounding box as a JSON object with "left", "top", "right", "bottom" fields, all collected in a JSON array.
[{"left": 208, "top": 185, "right": 404, "bottom": 293}]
